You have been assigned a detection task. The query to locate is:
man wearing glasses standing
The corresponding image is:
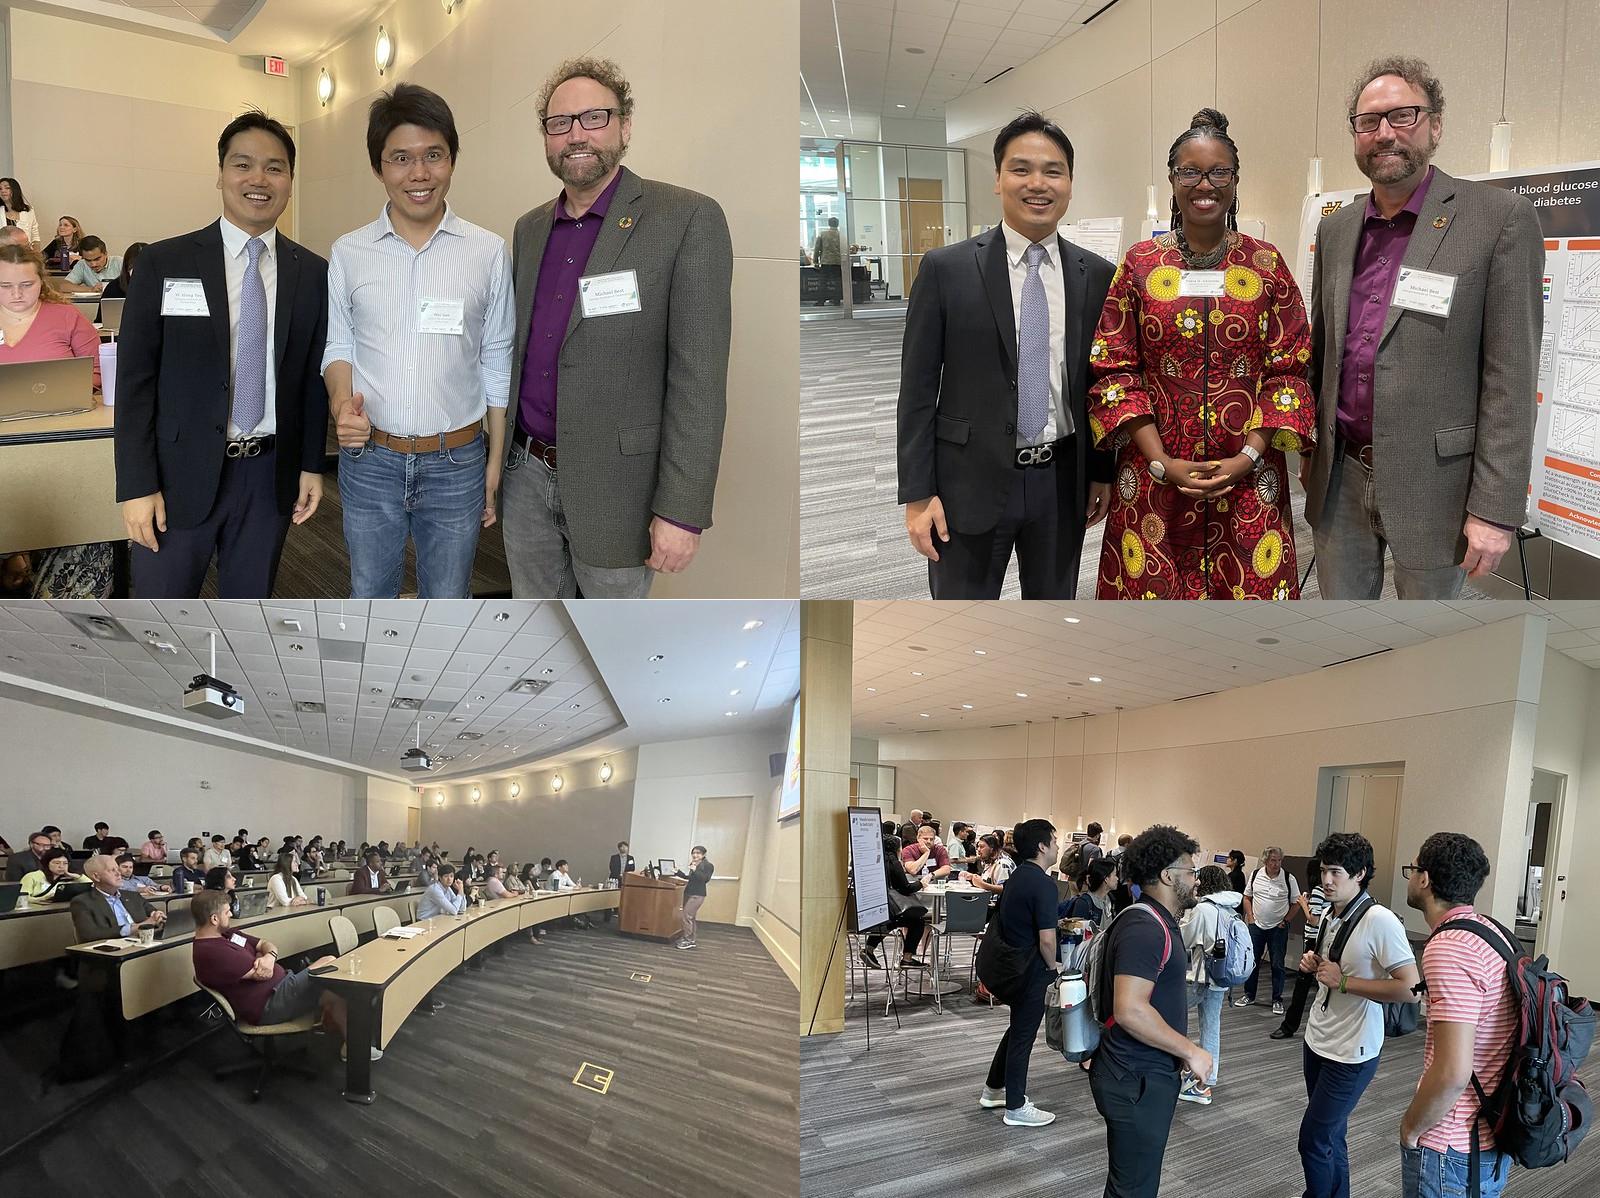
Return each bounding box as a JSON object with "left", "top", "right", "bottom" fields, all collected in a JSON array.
[
  {"left": 1303, "top": 56, "right": 1543, "bottom": 597},
  {"left": 499, "top": 58, "right": 733, "bottom": 597},
  {"left": 324, "top": 84, "right": 514, "bottom": 598}
]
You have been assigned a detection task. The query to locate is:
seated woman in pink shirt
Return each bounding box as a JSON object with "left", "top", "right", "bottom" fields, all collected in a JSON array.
[{"left": 0, "top": 240, "right": 110, "bottom": 598}]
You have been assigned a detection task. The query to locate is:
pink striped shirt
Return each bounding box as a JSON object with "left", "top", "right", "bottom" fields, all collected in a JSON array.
[{"left": 1418, "top": 906, "right": 1517, "bottom": 1152}]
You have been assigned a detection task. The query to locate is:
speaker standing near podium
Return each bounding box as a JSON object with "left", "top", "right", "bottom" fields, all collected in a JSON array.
[{"left": 672, "top": 846, "right": 714, "bottom": 950}]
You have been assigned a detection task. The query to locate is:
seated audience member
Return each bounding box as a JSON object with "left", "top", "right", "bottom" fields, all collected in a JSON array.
[
  {"left": 203, "top": 835, "right": 233, "bottom": 871},
  {"left": 550, "top": 859, "right": 578, "bottom": 891},
  {"left": 1, "top": 225, "right": 28, "bottom": 249},
  {"left": 900, "top": 823, "right": 952, "bottom": 882},
  {"left": 242, "top": 836, "right": 270, "bottom": 871},
  {"left": 171, "top": 846, "right": 207, "bottom": 893},
  {"left": 483, "top": 862, "right": 521, "bottom": 899},
  {"left": 204, "top": 864, "right": 241, "bottom": 916},
  {"left": 418, "top": 863, "right": 469, "bottom": 921},
  {"left": 42, "top": 215, "right": 82, "bottom": 266},
  {"left": 81, "top": 822, "right": 112, "bottom": 854},
  {"left": 116, "top": 852, "right": 171, "bottom": 894},
  {"left": 139, "top": 830, "right": 168, "bottom": 862},
  {"left": 99, "top": 833, "right": 130, "bottom": 856},
  {"left": 861, "top": 834, "right": 929, "bottom": 969},
  {"left": 70, "top": 855, "right": 167, "bottom": 945},
  {"left": 20, "top": 847, "right": 86, "bottom": 899},
  {"left": 42, "top": 825, "right": 66, "bottom": 850},
  {"left": 377, "top": 840, "right": 392, "bottom": 860},
  {"left": 63, "top": 235, "right": 120, "bottom": 292},
  {"left": 351, "top": 849, "right": 393, "bottom": 895},
  {"left": 186, "top": 836, "right": 204, "bottom": 854},
  {"left": 99, "top": 240, "right": 143, "bottom": 301},
  {"left": 190, "top": 889, "right": 380, "bottom": 1062},
  {"left": 963, "top": 831, "right": 1015, "bottom": 894},
  {"left": 6, "top": 830, "right": 55, "bottom": 881},
  {"left": 267, "top": 852, "right": 310, "bottom": 908},
  {"left": 880, "top": 819, "right": 902, "bottom": 855},
  {"left": 415, "top": 849, "right": 438, "bottom": 888}
]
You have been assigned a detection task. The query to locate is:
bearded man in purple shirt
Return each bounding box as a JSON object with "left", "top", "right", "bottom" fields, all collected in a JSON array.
[
  {"left": 498, "top": 57, "right": 733, "bottom": 598},
  {"left": 1302, "top": 56, "right": 1543, "bottom": 598}
]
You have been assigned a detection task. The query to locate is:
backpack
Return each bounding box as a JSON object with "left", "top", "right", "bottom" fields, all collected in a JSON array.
[
  {"left": 1201, "top": 898, "right": 1256, "bottom": 988},
  {"left": 1057, "top": 842, "right": 1085, "bottom": 885},
  {"left": 974, "top": 895, "right": 1036, "bottom": 1005},
  {"left": 1314, "top": 892, "right": 1421, "bottom": 1038},
  {"left": 1084, "top": 901, "right": 1173, "bottom": 1032},
  {"left": 1423, "top": 915, "right": 1594, "bottom": 1198}
]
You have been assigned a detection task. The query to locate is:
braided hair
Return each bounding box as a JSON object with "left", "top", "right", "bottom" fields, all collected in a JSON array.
[{"left": 1167, "top": 107, "right": 1241, "bottom": 234}]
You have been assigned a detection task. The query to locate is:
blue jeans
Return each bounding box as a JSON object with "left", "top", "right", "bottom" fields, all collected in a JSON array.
[
  {"left": 1400, "top": 1144, "right": 1510, "bottom": 1198},
  {"left": 339, "top": 433, "right": 485, "bottom": 598},
  {"left": 1186, "top": 982, "right": 1222, "bottom": 1085},
  {"left": 1247, "top": 922, "right": 1289, "bottom": 1003},
  {"left": 1300, "top": 1043, "right": 1381, "bottom": 1198}
]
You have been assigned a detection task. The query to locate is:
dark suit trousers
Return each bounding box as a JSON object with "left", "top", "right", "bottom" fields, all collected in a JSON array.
[
  {"left": 928, "top": 450, "right": 1081, "bottom": 599},
  {"left": 131, "top": 449, "right": 289, "bottom": 598}
]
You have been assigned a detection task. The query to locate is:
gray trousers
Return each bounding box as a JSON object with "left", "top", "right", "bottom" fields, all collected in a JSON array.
[
  {"left": 1312, "top": 451, "right": 1465, "bottom": 599},
  {"left": 500, "top": 441, "right": 654, "bottom": 599},
  {"left": 679, "top": 894, "right": 705, "bottom": 944}
]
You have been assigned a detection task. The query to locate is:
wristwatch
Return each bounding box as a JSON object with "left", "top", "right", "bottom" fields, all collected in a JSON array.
[
  {"left": 1240, "top": 444, "right": 1263, "bottom": 472},
  {"left": 1148, "top": 459, "right": 1167, "bottom": 483}
]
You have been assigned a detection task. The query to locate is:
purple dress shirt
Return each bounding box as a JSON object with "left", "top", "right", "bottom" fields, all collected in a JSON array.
[
  {"left": 1336, "top": 166, "right": 1434, "bottom": 447},
  {"left": 513, "top": 170, "right": 700, "bottom": 535}
]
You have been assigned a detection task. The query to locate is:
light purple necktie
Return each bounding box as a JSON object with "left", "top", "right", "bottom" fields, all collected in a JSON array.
[
  {"left": 232, "top": 236, "right": 266, "bottom": 435},
  {"left": 1018, "top": 241, "right": 1050, "bottom": 442}
]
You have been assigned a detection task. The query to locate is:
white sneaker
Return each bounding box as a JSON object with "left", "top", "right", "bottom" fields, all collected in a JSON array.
[
  {"left": 1233, "top": 996, "right": 1255, "bottom": 1007},
  {"left": 1272, "top": 1001, "right": 1285, "bottom": 1016},
  {"left": 978, "top": 1086, "right": 1006, "bottom": 1108},
  {"left": 340, "top": 1044, "right": 384, "bottom": 1062},
  {"left": 1002, "top": 1100, "right": 1055, "bottom": 1127}
]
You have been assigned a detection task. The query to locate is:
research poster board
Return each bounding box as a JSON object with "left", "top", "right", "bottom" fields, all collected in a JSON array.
[
  {"left": 849, "top": 806, "right": 889, "bottom": 932},
  {"left": 1294, "top": 160, "right": 1600, "bottom": 557},
  {"left": 1060, "top": 216, "right": 1123, "bottom": 265}
]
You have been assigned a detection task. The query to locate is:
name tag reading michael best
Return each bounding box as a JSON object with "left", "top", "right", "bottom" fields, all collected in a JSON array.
[
  {"left": 579, "top": 269, "right": 642, "bottom": 318},
  {"left": 1391, "top": 267, "right": 1456, "bottom": 317},
  {"left": 418, "top": 297, "right": 466, "bottom": 335}
]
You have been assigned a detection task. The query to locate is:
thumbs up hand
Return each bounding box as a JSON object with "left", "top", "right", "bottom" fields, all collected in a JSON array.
[{"left": 337, "top": 391, "right": 371, "bottom": 449}]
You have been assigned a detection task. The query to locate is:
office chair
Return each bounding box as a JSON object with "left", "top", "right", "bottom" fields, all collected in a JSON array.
[
  {"left": 328, "top": 914, "right": 358, "bottom": 956},
  {"left": 196, "top": 979, "right": 319, "bottom": 1102}
]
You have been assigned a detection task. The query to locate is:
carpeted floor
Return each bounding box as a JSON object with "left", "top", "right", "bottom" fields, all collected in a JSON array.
[
  {"left": 799, "top": 314, "right": 1494, "bottom": 602},
  {"left": 800, "top": 933, "right": 1598, "bottom": 1197}
]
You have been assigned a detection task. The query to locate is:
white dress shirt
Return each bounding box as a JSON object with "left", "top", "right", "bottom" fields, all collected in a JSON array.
[
  {"left": 218, "top": 216, "right": 278, "bottom": 438},
  {"left": 266, "top": 872, "right": 305, "bottom": 908},
  {"left": 551, "top": 869, "right": 577, "bottom": 891},
  {"left": 8, "top": 208, "right": 40, "bottom": 247},
  {"left": 1001, "top": 220, "right": 1071, "bottom": 447},
  {"left": 322, "top": 203, "right": 514, "bottom": 437}
]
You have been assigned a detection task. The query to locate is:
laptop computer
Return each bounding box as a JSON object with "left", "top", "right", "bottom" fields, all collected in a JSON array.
[
  {"left": 99, "top": 297, "right": 124, "bottom": 332},
  {"left": 43, "top": 881, "right": 94, "bottom": 902},
  {"left": 0, "top": 883, "right": 22, "bottom": 914},
  {"left": 0, "top": 357, "right": 96, "bottom": 422},
  {"left": 70, "top": 300, "right": 99, "bottom": 323}
]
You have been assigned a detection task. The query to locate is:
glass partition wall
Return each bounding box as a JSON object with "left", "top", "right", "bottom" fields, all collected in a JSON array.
[{"left": 800, "top": 138, "right": 966, "bottom": 321}]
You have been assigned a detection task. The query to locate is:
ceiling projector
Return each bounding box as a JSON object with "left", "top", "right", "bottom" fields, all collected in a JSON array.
[
  {"left": 401, "top": 747, "right": 434, "bottom": 772},
  {"left": 183, "top": 673, "right": 244, "bottom": 719}
]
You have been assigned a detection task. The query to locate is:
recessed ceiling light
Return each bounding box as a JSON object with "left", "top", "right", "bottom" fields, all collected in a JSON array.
[
  {"left": 410, "top": 673, "right": 424, "bottom": 682},
  {"left": 571, "top": 703, "right": 580, "bottom": 709},
  {"left": 742, "top": 620, "right": 764, "bottom": 631},
  {"left": 866, "top": 687, "right": 877, "bottom": 692},
  {"left": 493, "top": 611, "right": 511, "bottom": 622},
  {"left": 961, "top": 704, "right": 973, "bottom": 710},
  {"left": 919, "top": 712, "right": 930, "bottom": 718},
  {"left": 1089, "top": 676, "right": 1103, "bottom": 683},
  {"left": 542, "top": 667, "right": 555, "bottom": 675},
  {"left": 911, "top": 671, "right": 924, "bottom": 677},
  {"left": 1016, "top": 692, "right": 1028, "bottom": 698},
  {"left": 658, "top": 697, "right": 671, "bottom": 704},
  {"left": 648, "top": 653, "right": 665, "bottom": 662},
  {"left": 383, "top": 629, "right": 399, "bottom": 638},
  {"left": 725, "top": 710, "right": 737, "bottom": 717},
  {"left": 288, "top": 643, "right": 304, "bottom": 652},
  {"left": 973, "top": 649, "right": 986, "bottom": 655},
  {"left": 70, "top": 642, "right": 87, "bottom": 651},
  {"left": 729, "top": 688, "right": 741, "bottom": 696},
  {"left": 897, "top": 103, "right": 907, "bottom": 108},
  {"left": 475, "top": 694, "right": 486, "bottom": 701},
  {"left": 369, "top": 687, "right": 382, "bottom": 694},
  {"left": 1064, "top": 617, "right": 1081, "bottom": 624},
  {"left": 735, "top": 659, "right": 749, "bottom": 669},
  {"left": 905, "top": 46, "right": 925, "bottom": 54},
  {"left": 268, "top": 691, "right": 279, "bottom": 698},
  {"left": 1257, "top": 636, "right": 1281, "bottom": 645}
]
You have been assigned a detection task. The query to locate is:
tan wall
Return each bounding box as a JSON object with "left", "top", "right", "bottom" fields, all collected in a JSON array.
[
  {"left": 292, "top": 0, "right": 798, "bottom": 597},
  {"left": 419, "top": 749, "right": 638, "bottom": 884},
  {"left": 365, "top": 776, "right": 418, "bottom": 846},
  {"left": 949, "top": 0, "right": 1600, "bottom": 258},
  {"left": 877, "top": 615, "right": 1546, "bottom": 939},
  {"left": 7, "top": 7, "right": 302, "bottom": 259}
]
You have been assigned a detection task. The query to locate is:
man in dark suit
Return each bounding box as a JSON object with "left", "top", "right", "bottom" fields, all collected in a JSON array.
[
  {"left": 898, "top": 111, "right": 1114, "bottom": 599},
  {"left": 70, "top": 856, "right": 166, "bottom": 978},
  {"left": 500, "top": 57, "right": 733, "bottom": 597},
  {"left": 350, "top": 848, "right": 393, "bottom": 895},
  {"left": 608, "top": 841, "right": 636, "bottom": 884},
  {"left": 115, "top": 110, "right": 328, "bottom": 598}
]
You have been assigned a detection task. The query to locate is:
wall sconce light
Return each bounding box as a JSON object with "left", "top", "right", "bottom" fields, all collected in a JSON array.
[
  {"left": 471, "top": 786, "right": 480, "bottom": 803},
  {"left": 600, "top": 762, "right": 613, "bottom": 783},
  {"left": 552, "top": 773, "right": 564, "bottom": 792},
  {"left": 434, "top": 791, "right": 444, "bottom": 806},
  {"left": 510, "top": 781, "right": 520, "bottom": 798},
  {"left": 374, "top": 25, "right": 394, "bottom": 76},
  {"left": 442, "top": 0, "right": 459, "bottom": 12},
  {"left": 317, "top": 68, "right": 334, "bottom": 108}
]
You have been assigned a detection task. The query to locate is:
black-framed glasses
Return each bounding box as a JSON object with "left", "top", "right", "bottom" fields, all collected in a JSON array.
[
  {"left": 1349, "top": 105, "right": 1434, "bottom": 134},
  {"left": 1172, "top": 166, "right": 1236, "bottom": 187},
  {"left": 1401, "top": 864, "right": 1423, "bottom": 878},
  {"left": 542, "top": 108, "right": 620, "bottom": 136}
]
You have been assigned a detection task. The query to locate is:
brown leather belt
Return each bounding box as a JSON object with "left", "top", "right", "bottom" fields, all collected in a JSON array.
[
  {"left": 513, "top": 428, "right": 557, "bottom": 470},
  {"left": 366, "top": 421, "right": 480, "bottom": 455},
  {"left": 1339, "top": 438, "right": 1375, "bottom": 471}
]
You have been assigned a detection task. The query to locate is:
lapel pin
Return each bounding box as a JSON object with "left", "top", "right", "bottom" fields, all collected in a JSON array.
[
  {"left": 1432, "top": 216, "right": 1448, "bottom": 229},
  {"left": 618, "top": 216, "right": 634, "bottom": 229}
]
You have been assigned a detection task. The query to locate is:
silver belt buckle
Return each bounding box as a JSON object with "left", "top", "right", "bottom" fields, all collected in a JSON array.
[
  {"left": 1016, "top": 443, "right": 1054, "bottom": 468},
  {"left": 225, "top": 438, "right": 264, "bottom": 459}
]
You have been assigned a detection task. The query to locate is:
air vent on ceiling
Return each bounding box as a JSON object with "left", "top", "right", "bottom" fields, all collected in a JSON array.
[
  {"left": 455, "top": 731, "right": 483, "bottom": 741},
  {"left": 295, "top": 701, "right": 325, "bottom": 714},
  {"left": 63, "top": 614, "right": 137, "bottom": 643},
  {"left": 390, "top": 697, "right": 422, "bottom": 710},
  {"left": 508, "top": 677, "right": 551, "bottom": 695}
]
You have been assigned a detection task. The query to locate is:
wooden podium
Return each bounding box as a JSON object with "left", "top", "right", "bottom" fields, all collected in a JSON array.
[{"left": 619, "top": 871, "right": 685, "bottom": 939}]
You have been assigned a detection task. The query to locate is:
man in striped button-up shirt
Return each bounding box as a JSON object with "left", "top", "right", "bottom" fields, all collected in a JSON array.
[{"left": 323, "top": 83, "right": 515, "bottom": 598}]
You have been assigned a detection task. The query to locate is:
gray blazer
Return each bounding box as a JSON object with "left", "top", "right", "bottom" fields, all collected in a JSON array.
[
  {"left": 501, "top": 167, "right": 733, "bottom": 568},
  {"left": 1304, "top": 168, "right": 1544, "bottom": 568}
]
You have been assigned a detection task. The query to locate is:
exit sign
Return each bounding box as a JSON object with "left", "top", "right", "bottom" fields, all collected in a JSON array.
[{"left": 263, "top": 55, "right": 287, "bottom": 77}]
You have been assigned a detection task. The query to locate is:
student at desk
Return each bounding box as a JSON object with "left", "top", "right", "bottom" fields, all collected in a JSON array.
[
  {"left": 70, "top": 855, "right": 167, "bottom": 946},
  {"left": 203, "top": 864, "right": 241, "bottom": 917},
  {"left": 190, "top": 890, "right": 381, "bottom": 1062},
  {"left": 417, "top": 863, "right": 469, "bottom": 920},
  {"left": 267, "top": 852, "right": 311, "bottom": 909},
  {"left": 62, "top": 237, "right": 120, "bottom": 294},
  {"left": 19, "top": 847, "right": 86, "bottom": 899}
]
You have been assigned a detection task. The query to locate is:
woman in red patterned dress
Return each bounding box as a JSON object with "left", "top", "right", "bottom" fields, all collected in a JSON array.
[{"left": 1088, "top": 109, "right": 1316, "bottom": 599}]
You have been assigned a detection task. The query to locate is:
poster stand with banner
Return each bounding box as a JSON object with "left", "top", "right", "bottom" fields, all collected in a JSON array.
[
  {"left": 806, "top": 807, "right": 899, "bottom": 1046},
  {"left": 1293, "top": 160, "right": 1600, "bottom": 595}
]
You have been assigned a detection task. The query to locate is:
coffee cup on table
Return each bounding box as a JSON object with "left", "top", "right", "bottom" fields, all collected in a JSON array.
[{"left": 139, "top": 927, "right": 156, "bottom": 946}]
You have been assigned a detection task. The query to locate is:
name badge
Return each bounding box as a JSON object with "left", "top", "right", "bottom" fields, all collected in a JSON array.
[
  {"left": 1179, "top": 270, "right": 1226, "bottom": 298},
  {"left": 1391, "top": 267, "right": 1455, "bottom": 317},
  {"left": 579, "top": 269, "right": 642, "bottom": 318},
  {"left": 229, "top": 933, "right": 247, "bottom": 947},
  {"left": 161, "top": 278, "right": 210, "bottom": 317},
  {"left": 418, "top": 297, "right": 466, "bottom": 335}
]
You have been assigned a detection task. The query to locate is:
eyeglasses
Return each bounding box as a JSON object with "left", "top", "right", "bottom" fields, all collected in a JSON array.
[
  {"left": 1164, "top": 865, "right": 1199, "bottom": 877},
  {"left": 1349, "top": 106, "right": 1434, "bottom": 135},
  {"left": 1401, "top": 864, "right": 1424, "bottom": 878},
  {"left": 381, "top": 149, "right": 449, "bottom": 169},
  {"left": 541, "top": 108, "right": 620, "bottom": 136},
  {"left": 1172, "top": 166, "right": 1236, "bottom": 187}
]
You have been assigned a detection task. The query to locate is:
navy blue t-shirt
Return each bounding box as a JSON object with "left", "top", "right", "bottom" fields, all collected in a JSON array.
[
  {"left": 1097, "top": 897, "right": 1187, "bottom": 1073},
  {"left": 997, "top": 860, "right": 1056, "bottom": 978}
]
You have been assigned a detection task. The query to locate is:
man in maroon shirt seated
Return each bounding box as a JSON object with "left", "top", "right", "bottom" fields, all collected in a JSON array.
[
  {"left": 900, "top": 823, "right": 952, "bottom": 883},
  {"left": 189, "top": 889, "right": 381, "bottom": 1063}
]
